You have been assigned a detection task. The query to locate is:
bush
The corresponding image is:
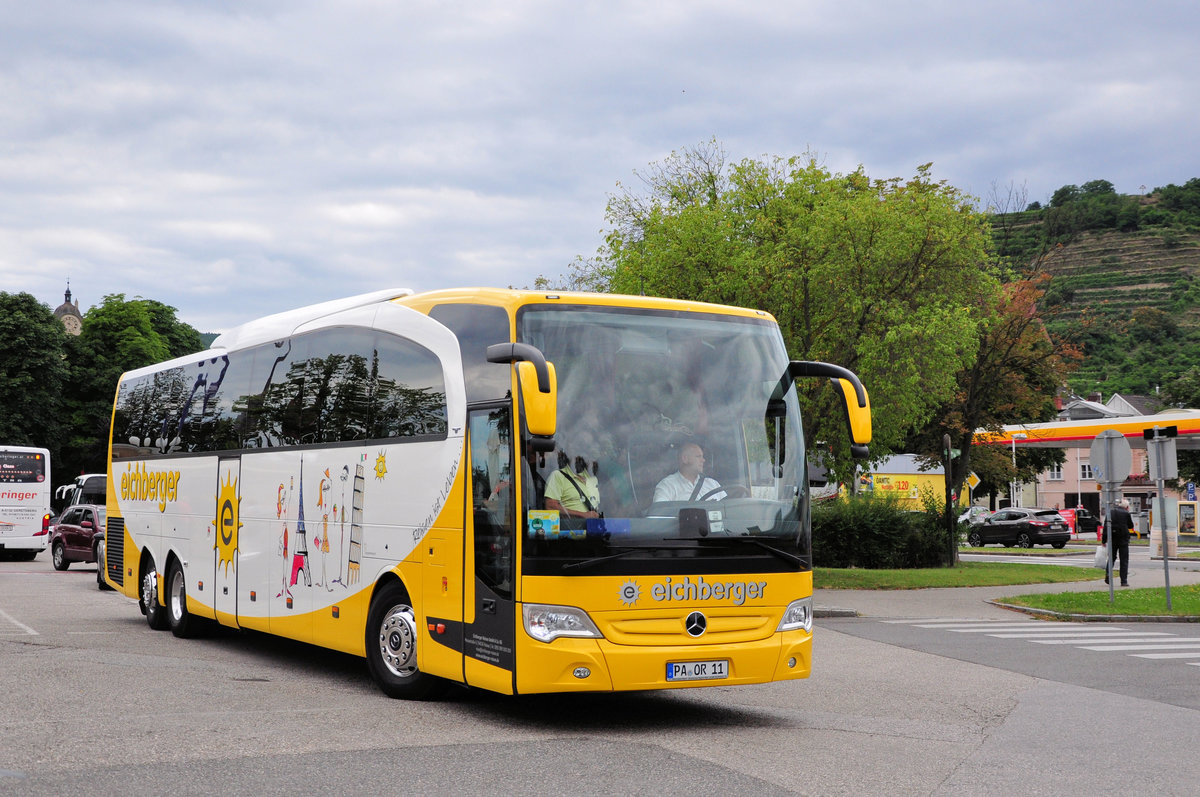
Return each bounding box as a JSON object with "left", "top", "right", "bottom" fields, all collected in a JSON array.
[{"left": 812, "top": 491, "right": 954, "bottom": 569}]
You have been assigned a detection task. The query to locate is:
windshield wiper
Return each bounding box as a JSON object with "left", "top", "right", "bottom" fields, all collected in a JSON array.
[
  {"left": 697, "top": 536, "right": 804, "bottom": 567},
  {"left": 561, "top": 542, "right": 702, "bottom": 572}
]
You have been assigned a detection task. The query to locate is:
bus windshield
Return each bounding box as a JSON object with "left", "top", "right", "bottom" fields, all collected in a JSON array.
[{"left": 518, "top": 304, "right": 808, "bottom": 576}]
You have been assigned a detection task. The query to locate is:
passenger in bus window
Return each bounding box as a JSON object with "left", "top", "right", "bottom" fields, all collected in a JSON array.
[
  {"left": 543, "top": 449, "right": 600, "bottom": 520},
  {"left": 653, "top": 443, "right": 726, "bottom": 503}
]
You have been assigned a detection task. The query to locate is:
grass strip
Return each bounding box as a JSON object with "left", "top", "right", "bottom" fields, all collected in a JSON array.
[
  {"left": 815, "top": 561, "right": 1100, "bottom": 590},
  {"left": 1002, "top": 584, "right": 1200, "bottom": 617}
]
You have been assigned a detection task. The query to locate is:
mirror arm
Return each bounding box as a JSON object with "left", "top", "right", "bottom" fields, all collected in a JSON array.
[{"left": 486, "top": 343, "right": 551, "bottom": 393}]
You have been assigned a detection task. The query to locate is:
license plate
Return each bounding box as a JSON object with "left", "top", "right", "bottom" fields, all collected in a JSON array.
[{"left": 666, "top": 659, "right": 729, "bottom": 681}]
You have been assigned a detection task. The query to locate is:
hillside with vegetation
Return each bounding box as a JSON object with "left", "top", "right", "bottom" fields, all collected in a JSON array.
[{"left": 989, "top": 178, "right": 1200, "bottom": 401}]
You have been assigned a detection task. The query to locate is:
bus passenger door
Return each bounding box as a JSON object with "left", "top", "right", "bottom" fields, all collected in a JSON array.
[
  {"left": 463, "top": 407, "right": 517, "bottom": 693},
  {"left": 214, "top": 457, "right": 241, "bottom": 628}
]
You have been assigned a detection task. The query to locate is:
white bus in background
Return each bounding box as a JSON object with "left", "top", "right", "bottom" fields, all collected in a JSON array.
[
  {"left": 55, "top": 473, "right": 107, "bottom": 516},
  {"left": 0, "top": 445, "right": 52, "bottom": 561}
]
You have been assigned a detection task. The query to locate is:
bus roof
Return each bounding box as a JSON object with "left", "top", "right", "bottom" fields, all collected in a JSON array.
[
  {"left": 393, "top": 287, "right": 776, "bottom": 321},
  {"left": 121, "top": 287, "right": 780, "bottom": 384},
  {"left": 211, "top": 288, "right": 415, "bottom": 351}
]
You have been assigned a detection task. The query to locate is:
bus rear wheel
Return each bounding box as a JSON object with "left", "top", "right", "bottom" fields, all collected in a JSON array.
[
  {"left": 365, "top": 582, "right": 445, "bottom": 700},
  {"left": 95, "top": 540, "right": 113, "bottom": 591},
  {"left": 141, "top": 565, "right": 169, "bottom": 630},
  {"left": 167, "top": 560, "right": 204, "bottom": 638}
]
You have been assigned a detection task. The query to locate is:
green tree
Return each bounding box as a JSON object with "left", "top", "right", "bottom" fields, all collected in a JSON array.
[
  {"left": 584, "top": 142, "right": 999, "bottom": 476},
  {"left": 0, "top": 292, "right": 68, "bottom": 452},
  {"left": 61, "top": 295, "right": 203, "bottom": 475},
  {"left": 907, "top": 277, "right": 1078, "bottom": 511}
]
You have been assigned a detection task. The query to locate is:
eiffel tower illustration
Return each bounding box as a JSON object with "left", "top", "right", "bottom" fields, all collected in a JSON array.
[{"left": 289, "top": 461, "right": 312, "bottom": 589}]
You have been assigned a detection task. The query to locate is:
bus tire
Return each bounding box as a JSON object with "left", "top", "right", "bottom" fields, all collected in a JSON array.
[
  {"left": 95, "top": 540, "right": 113, "bottom": 591},
  {"left": 141, "top": 565, "right": 169, "bottom": 630},
  {"left": 365, "top": 582, "right": 446, "bottom": 700},
  {"left": 167, "top": 560, "right": 203, "bottom": 638},
  {"left": 52, "top": 542, "right": 70, "bottom": 571}
]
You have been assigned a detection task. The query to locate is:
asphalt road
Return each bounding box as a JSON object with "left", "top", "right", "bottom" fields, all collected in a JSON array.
[{"left": 4, "top": 552, "right": 1200, "bottom": 796}]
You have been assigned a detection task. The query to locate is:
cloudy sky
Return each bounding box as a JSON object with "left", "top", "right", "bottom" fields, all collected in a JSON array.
[{"left": 4, "top": 0, "right": 1198, "bottom": 333}]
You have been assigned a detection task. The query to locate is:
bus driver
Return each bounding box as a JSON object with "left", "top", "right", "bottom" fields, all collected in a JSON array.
[{"left": 653, "top": 442, "right": 725, "bottom": 503}]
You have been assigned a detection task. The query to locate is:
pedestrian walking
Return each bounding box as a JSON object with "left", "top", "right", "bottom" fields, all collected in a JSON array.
[{"left": 1104, "top": 500, "right": 1134, "bottom": 586}]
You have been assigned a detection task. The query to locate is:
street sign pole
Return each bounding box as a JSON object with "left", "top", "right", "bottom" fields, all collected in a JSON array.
[{"left": 1145, "top": 425, "right": 1179, "bottom": 610}]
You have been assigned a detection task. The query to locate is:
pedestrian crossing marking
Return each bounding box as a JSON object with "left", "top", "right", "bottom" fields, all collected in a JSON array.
[
  {"left": 1012, "top": 633, "right": 1171, "bottom": 643},
  {"left": 880, "top": 618, "right": 1200, "bottom": 667},
  {"left": 1081, "top": 642, "right": 1200, "bottom": 652}
]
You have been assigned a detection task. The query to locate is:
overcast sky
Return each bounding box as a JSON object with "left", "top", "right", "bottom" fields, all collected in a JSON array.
[{"left": 4, "top": 0, "right": 1198, "bottom": 333}]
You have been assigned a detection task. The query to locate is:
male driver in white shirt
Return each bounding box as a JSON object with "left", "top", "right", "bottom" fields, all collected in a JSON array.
[{"left": 653, "top": 442, "right": 726, "bottom": 503}]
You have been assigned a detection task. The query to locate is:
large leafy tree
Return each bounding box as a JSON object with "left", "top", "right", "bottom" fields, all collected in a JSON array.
[
  {"left": 0, "top": 292, "right": 68, "bottom": 452},
  {"left": 907, "top": 276, "right": 1080, "bottom": 503},
  {"left": 61, "top": 295, "right": 203, "bottom": 475},
  {"left": 581, "top": 141, "right": 999, "bottom": 476}
]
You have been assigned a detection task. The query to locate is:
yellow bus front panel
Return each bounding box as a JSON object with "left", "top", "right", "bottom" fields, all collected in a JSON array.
[{"left": 514, "top": 571, "right": 811, "bottom": 694}]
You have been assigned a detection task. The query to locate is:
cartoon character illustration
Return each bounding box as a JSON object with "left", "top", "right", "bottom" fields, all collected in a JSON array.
[
  {"left": 332, "top": 464, "right": 350, "bottom": 588},
  {"left": 276, "top": 477, "right": 294, "bottom": 600},
  {"left": 317, "top": 469, "right": 332, "bottom": 591}
]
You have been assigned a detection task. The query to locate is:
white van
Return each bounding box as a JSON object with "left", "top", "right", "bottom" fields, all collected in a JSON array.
[{"left": 0, "top": 446, "right": 52, "bottom": 560}]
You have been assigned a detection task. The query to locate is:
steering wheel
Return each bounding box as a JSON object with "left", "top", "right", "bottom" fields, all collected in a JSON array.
[{"left": 699, "top": 483, "right": 749, "bottom": 500}]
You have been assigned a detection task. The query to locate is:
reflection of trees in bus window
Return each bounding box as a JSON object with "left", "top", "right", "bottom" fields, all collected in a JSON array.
[
  {"left": 369, "top": 332, "right": 447, "bottom": 439},
  {"left": 258, "top": 336, "right": 310, "bottom": 447},
  {"left": 115, "top": 368, "right": 190, "bottom": 454},
  {"left": 200, "top": 354, "right": 254, "bottom": 452},
  {"left": 116, "top": 327, "right": 449, "bottom": 457}
]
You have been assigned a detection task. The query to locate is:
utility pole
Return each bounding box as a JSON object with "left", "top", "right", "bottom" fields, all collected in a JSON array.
[
  {"left": 1145, "top": 425, "right": 1178, "bottom": 610},
  {"left": 944, "top": 434, "right": 957, "bottom": 566}
]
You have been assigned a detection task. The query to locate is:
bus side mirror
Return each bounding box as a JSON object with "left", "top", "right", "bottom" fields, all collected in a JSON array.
[
  {"left": 789, "top": 360, "right": 872, "bottom": 459},
  {"left": 486, "top": 343, "right": 558, "bottom": 446},
  {"left": 517, "top": 360, "right": 557, "bottom": 439}
]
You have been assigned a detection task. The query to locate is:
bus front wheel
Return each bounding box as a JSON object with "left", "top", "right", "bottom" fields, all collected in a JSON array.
[{"left": 365, "top": 582, "right": 445, "bottom": 700}]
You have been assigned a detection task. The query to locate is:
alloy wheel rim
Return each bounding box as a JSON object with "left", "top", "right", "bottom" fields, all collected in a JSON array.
[
  {"left": 170, "top": 569, "right": 185, "bottom": 623},
  {"left": 142, "top": 570, "right": 156, "bottom": 613},
  {"left": 377, "top": 605, "right": 418, "bottom": 679}
]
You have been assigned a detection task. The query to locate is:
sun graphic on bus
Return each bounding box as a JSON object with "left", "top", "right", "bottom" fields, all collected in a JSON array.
[
  {"left": 214, "top": 472, "right": 242, "bottom": 576},
  {"left": 618, "top": 580, "right": 641, "bottom": 607},
  {"left": 374, "top": 451, "right": 388, "bottom": 481}
]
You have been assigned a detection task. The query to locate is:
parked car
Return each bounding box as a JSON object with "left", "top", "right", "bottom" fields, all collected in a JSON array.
[
  {"left": 958, "top": 506, "right": 992, "bottom": 526},
  {"left": 1058, "top": 507, "right": 1102, "bottom": 540},
  {"left": 966, "top": 506, "right": 1071, "bottom": 549},
  {"left": 49, "top": 504, "right": 106, "bottom": 571}
]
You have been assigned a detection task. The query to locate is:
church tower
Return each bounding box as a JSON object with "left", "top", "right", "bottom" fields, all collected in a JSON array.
[{"left": 53, "top": 282, "right": 83, "bottom": 336}]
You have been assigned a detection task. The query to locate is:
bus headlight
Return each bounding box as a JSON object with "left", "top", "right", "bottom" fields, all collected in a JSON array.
[
  {"left": 777, "top": 597, "right": 813, "bottom": 633},
  {"left": 522, "top": 603, "right": 603, "bottom": 643}
]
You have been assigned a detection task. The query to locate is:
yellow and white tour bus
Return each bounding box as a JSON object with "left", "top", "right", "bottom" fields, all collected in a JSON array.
[
  {"left": 103, "top": 288, "right": 870, "bottom": 698},
  {"left": 0, "top": 445, "right": 52, "bottom": 560}
]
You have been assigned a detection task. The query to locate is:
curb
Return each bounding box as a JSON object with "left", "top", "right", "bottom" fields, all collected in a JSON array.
[
  {"left": 988, "top": 599, "right": 1200, "bottom": 623},
  {"left": 815, "top": 606, "right": 859, "bottom": 618}
]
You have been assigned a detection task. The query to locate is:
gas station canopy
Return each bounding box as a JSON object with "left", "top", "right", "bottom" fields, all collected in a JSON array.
[{"left": 977, "top": 409, "right": 1200, "bottom": 451}]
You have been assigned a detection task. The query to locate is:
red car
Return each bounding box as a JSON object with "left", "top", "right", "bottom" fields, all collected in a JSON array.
[
  {"left": 1059, "top": 507, "right": 1103, "bottom": 541},
  {"left": 49, "top": 504, "right": 106, "bottom": 571}
]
